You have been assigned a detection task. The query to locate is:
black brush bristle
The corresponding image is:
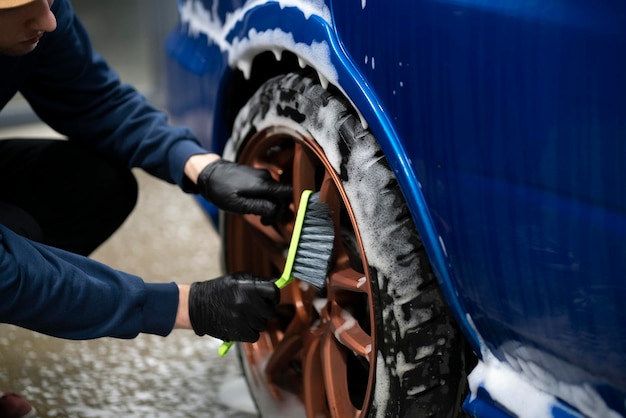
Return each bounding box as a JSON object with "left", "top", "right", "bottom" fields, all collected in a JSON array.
[{"left": 291, "top": 192, "right": 334, "bottom": 289}]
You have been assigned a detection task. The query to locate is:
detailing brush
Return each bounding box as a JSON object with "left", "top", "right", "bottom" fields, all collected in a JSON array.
[
  {"left": 275, "top": 190, "right": 334, "bottom": 289},
  {"left": 218, "top": 189, "right": 335, "bottom": 357}
]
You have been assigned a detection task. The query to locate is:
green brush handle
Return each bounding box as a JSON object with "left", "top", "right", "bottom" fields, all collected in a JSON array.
[
  {"left": 218, "top": 341, "right": 234, "bottom": 357},
  {"left": 274, "top": 189, "right": 312, "bottom": 288},
  {"left": 218, "top": 190, "right": 313, "bottom": 358}
]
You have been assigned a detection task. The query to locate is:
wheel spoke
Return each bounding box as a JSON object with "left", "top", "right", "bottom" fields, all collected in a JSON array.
[
  {"left": 328, "top": 301, "right": 372, "bottom": 361},
  {"left": 251, "top": 137, "right": 292, "bottom": 179},
  {"left": 265, "top": 333, "right": 302, "bottom": 379},
  {"left": 303, "top": 336, "right": 329, "bottom": 417},
  {"left": 242, "top": 214, "right": 288, "bottom": 248},
  {"left": 329, "top": 265, "right": 368, "bottom": 293},
  {"left": 322, "top": 334, "right": 359, "bottom": 418},
  {"left": 235, "top": 214, "right": 289, "bottom": 276}
]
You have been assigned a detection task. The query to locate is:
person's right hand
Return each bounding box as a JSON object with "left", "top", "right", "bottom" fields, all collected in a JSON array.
[
  {"left": 188, "top": 272, "right": 280, "bottom": 342},
  {"left": 196, "top": 159, "right": 292, "bottom": 222}
]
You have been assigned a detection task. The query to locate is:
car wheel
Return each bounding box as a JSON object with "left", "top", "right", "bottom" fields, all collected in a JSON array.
[{"left": 222, "top": 71, "right": 470, "bottom": 417}]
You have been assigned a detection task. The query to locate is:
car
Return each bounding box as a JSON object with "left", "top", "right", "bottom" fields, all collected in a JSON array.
[{"left": 163, "top": 1, "right": 626, "bottom": 417}]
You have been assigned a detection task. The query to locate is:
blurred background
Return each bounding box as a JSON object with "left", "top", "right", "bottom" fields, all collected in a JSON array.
[
  {"left": 0, "top": 0, "right": 178, "bottom": 127},
  {"left": 0, "top": 1, "right": 257, "bottom": 416}
]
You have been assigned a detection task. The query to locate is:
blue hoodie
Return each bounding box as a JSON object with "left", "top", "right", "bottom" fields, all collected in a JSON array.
[{"left": 0, "top": 0, "right": 207, "bottom": 339}]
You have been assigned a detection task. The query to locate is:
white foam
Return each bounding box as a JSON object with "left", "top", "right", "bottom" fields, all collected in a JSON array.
[
  {"left": 229, "top": 28, "right": 337, "bottom": 85},
  {"left": 465, "top": 315, "right": 623, "bottom": 418},
  {"left": 334, "top": 309, "right": 358, "bottom": 344},
  {"left": 179, "top": 0, "right": 336, "bottom": 83},
  {"left": 469, "top": 352, "right": 556, "bottom": 418}
]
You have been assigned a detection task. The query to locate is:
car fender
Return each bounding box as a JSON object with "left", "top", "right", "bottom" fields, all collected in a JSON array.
[{"left": 166, "top": 0, "right": 477, "bottom": 354}]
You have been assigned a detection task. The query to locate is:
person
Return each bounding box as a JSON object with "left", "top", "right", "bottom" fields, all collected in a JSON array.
[{"left": 0, "top": 0, "right": 293, "bottom": 416}]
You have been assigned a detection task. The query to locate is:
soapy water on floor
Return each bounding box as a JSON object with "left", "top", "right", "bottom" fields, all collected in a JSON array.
[{"left": 0, "top": 325, "right": 257, "bottom": 417}]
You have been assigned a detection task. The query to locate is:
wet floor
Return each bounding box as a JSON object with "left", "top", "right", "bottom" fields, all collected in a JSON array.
[{"left": 0, "top": 124, "right": 257, "bottom": 418}]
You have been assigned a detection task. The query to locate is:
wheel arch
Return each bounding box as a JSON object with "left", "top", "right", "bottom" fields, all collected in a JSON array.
[{"left": 193, "top": 0, "right": 479, "bottom": 355}]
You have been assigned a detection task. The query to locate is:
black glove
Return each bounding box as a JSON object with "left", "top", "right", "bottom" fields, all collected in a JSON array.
[
  {"left": 197, "top": 160, "right": 292, "bottom": 220},
  {"left": 188, "top": 272, "right": 280, "bottom": 342}
]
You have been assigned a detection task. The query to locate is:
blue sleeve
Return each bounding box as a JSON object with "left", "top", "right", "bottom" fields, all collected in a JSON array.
[
  {"left": 0, "top": 225, "right": 179, "bottom": 340},
  {"left": 18, "top": 0, "right": 206, "bottom": 192}
]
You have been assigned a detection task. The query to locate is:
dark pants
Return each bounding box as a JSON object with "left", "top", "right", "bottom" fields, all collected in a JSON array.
[{"left": 0, "top": 138, "right": 138, "bottom": 256}]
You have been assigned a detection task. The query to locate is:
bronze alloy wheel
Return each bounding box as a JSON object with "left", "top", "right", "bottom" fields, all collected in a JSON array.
[
  {"left": 225, "top": 126, "right": 373, "bottom": 417},
  {"left": 222, "top": 71, "right": 470, "bottom": 418}
]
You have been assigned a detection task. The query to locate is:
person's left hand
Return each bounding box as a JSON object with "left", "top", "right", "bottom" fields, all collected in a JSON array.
[
  {"left": 197, "top": 159, "right": 292, "bottom": 220},
  {"left": 188, "top": 272, "right": 280, "bottom": 342}
]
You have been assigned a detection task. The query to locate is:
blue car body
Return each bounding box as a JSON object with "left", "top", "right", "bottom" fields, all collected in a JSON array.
[{"left": 165, "top": 1, "right": 626, "bottom": 416}]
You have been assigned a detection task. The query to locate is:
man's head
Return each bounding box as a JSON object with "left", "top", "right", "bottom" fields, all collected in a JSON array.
[
  {"left": 0, "top": 0, "right": 36, "bottom": 8},
  {"left": 0, "top": 0, "right": 56, "bottom": 56}
]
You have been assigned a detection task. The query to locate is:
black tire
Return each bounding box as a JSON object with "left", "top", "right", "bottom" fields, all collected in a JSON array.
[{"left": 223, "top": 71, "right": 470, "bottom": 418}]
